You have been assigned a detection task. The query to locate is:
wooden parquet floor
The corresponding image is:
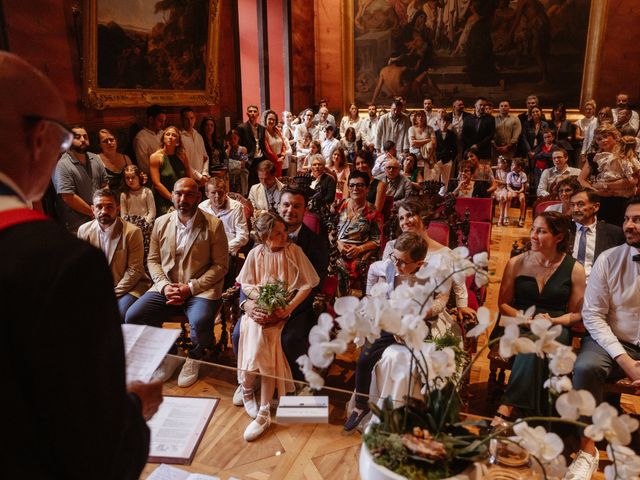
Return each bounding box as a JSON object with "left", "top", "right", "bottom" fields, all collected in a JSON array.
[{"left": 141, "top": 206, "right": 638, "bottom": 479}]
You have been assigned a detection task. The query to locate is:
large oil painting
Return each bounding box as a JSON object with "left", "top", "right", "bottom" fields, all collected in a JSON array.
[
  {"left": 351, "top": 0, "right": 599, "bottom": 108},
  {"left": 82, "top": 0, "right": 220, "bottom": 109}
]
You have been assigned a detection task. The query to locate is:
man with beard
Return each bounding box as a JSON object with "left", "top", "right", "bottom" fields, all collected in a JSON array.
[
  {"left": 231, "top": 186, "right": 329, "bottom": 403},
  {"left": 566, "top": 197, "right": 640, "bottom": 479},
  {"left": 53, "top": 125, "right": 108, "bottom": 233},
  {"left": 126, "top": 177, "right": 228, "bottom": 387},
  {"left": 77, "top": 188, "right": 151, "bottom": 320}
]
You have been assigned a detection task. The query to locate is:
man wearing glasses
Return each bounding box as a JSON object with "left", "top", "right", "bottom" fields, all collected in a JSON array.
[
  {"left": 0, "top": 52, "right": 161, "bottom": 480},
  {"left": 377, "top": 157, "right": 413, "bottom": 201},
  {"left": 53, "top": 125, "right": 108, "bottom": 233}
]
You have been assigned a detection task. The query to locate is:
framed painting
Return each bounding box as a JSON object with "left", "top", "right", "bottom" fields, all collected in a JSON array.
[
  {"left": 343, "top": 0, "right": 608, "bottom": 110},
  {"left": 82, "top": 0, "right": 221, "bottom": 109}
]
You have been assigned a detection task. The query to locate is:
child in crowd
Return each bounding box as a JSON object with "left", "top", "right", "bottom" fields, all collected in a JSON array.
[
  {"left": 300, "top": 141, "right": 322, "bottom": 173},
  {"left": 226, "top": 129, "right": 249, "bottom": 196},
  {"left": 345, "top": 232, "right": 428, "bottom": 432},
  {"left": 340, "top": 127, "right": 358, "bottom": 163},
  {"left": 296, "top": 132, "right": 313, "bottom": 172},
  {"left": 506, "top": 158, "right": 528, "bottom": 227},
  {"left": 120, "top": 165, "right": 156, "bottom": 259},
  {"left": 236, "top": 212, "right": 319, "bottom": 442},
  {"left": 493, "top": 156, "right": 510, "bottom": 226}
]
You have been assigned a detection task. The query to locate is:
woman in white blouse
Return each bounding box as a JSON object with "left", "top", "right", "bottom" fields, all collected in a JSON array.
[
  {"left": 575, "top": 99, "right": 597, "bottom": 165},
  {"left": 339, "top": 103, "right": 362, "bottom": 139}
]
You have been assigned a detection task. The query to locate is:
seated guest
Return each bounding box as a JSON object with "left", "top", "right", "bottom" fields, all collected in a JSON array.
[
  {"left": 329, "top": 147, "right": 351, "bottom": 199},
  {"left": 299, "top": 140, "right": 322, "bottom": 173},
  {"left": 149, "top": 126, "right": 193, "bottom": 216},
  {"left": 569, "top": 188, "right": 625, "bottom": 280},
  {"left": 310, "top": 155, "right": 337, "bottom": 207},
  {"left": 537, "top": 148, "right": 581, "bottom": 197},
  {"left": 531, "top": 128, "right": 557, "bottom": 194},
  {"left": 77, "top": 189, "right": 150, "bottom": 321},
  {"left": 464, "top": 146, "right": 494, "bottom": 182},
  {"left": 377, "top": 157, "right": 413, "bottom": 201},
  {"left": 353, "top": 149, "right": 386, "bottom": 212},
  {"left": 345, "top": 232, "right": 428, "bottom": 432},
  {"left": 120, "top": 165, "right": 156, "bottom": 260},
  {"left": 372, "top": 140, "right": 398, "bottom": 177},
  {"left": 125, "top": 178, "right": 228, "bottom": 388},
  {"left": 321, "top": 125, "right": 340, "bottom": 165},
  {"left": 565, "top": 198, "right": 640, "bottom": 479},
  {"left": 494, "top": 212, "right": 585, "bottom": 422},
  {"left": 231, "top": 186, "right": 329, "bottom": 404},
  {"left": 236, "top": 212, "right": 319, "bottom": 441},
  {"left": 545, "top": 176, "right": 580, "bottom": 215},
  {"left": 199, "top": 177, "right": 249, "bottom": 288},
  {"left": 53, "top": 125, "right": 108, "bottom": 233},
  {"left": 452, "top": 160, "right": 487, "bottom": 198},
  {"left": 336, "top": 171, "right": 381, "bottom": 293},
  {"left": 506, "top": 158, "right": 528, "bottom": 227},
  {"left": 402, "top": 152, "right": 423, "bottom": 186},
  {"left": 248, "top": 160, "right": 284, "bottom": 218}
]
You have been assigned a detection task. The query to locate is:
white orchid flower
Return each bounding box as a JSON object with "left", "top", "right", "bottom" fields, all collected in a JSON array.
[
  {"left": 378, "top": 306, "right": 404, "bottom": 335},
  {"left": 543, "top": 375, "right": 573, "bottom": 394},
  {"left": 499, "top": 323, "right": 536, "bottom": 358},
  {"left": 555, "top": 389, "right": 596, "bottom": 420},
  {"left": 548, "top": 345, "right": 577, "bottom": 376},
  {"left": 584, "top": 402, "right": 640, "bottom": 446},
  {"left": 474, "top": 269, "right": 489, "bottom": 287},
  {"left": 512, "top": 421, "right": 564, "bottom": 463},
  {"left": 533, "top": 454, "right": 567, "bottom": 480},
  {"left": 472, "top": 251, "right": 489, "bottom": 268},
  {"left": 369, "top": 281, "right": 391, "bottom": 298},
  {"left": 604, "top": 444, "right": 640, "bottom": 480},
  {"left": 451, "top": 246, "right": 470, "bottom": 260},
  {"left": 296, "top": 354, "right": 325, "bottom": 390},
  {"left": 308, "top": 337, "right": 346, "bottom": 368},
  {"left": 397, "top": 314, "right": 430, "bottom": 351},
  {"left": 530, "top": 318, "right": 563, "bottom": 357},
  {"left": 308, "top": 313, "right": 334, "bottom": 344},
  {"left": 466, "top": 306, "right": 492, "bottom": 338},
  {"left": 501, "top": 305, "right": 537, "bottom": 327}
]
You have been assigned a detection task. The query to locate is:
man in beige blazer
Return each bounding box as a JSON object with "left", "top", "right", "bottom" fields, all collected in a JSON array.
[
  {"left": 78, "top": 189, "right": 150, "bottom": 321},
  {"left": 125, "top": 177, "right": 228, "bottom": 387}
]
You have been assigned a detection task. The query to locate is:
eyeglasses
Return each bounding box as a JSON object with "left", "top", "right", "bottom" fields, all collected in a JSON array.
[
  {"left": 389, "top": 253, "right": 417, "bottom": 269},
  {"left": 23, "top": 115, "right": 74, "bottom": 153},
  {"left": 348, "top": 183, "right": 367, "bottom": 189}
]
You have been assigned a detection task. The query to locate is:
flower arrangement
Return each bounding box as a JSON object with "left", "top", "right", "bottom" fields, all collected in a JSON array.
[
  {"left": 296, "top": 247, "right": 640, "bottom": 479},
  {"left": 252, "top": 280, "right": 291, "bottom": 315}
]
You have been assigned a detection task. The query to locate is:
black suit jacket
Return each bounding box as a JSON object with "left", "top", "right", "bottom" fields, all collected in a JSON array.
[
  {"left": 571, "top": 220, "right": 626, "bottom": 261},
  {"left": 1, "top": 219, "right": 148, "bottom": 479},
  {"left": 313, "top": 174, "right": 337, "bottom": 207},
  {"left": 444, "top": 111, "right": 471, "bottom": 124},
  {"left": 461, "top": 114, "right": 495, "bottom": 159},
  {"left": 236, "top": 121, "right": 266, "bottom": 161},
  {"left": 434, "top": 129, "right": 458, "bottom": 163}
]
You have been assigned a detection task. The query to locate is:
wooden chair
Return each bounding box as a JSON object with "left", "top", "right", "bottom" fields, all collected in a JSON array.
[
  {"left": 426, "top": 221, "right": 450, "bottom": 246},
  {"left": 534, "top": 200, "right": 561, "bottom": 217}
]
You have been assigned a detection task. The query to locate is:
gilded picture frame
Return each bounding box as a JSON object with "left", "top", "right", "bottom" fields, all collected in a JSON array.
[
  {"left": 82, "top": 0, "right": 220, "bottom": 109},
  {"left": 342, "top": 0, "right": 609, "bottom": 112}
]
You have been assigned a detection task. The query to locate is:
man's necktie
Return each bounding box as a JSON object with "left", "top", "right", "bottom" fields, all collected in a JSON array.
[{"left": 576, "top": 225, "right": 588, "bottom": 265}]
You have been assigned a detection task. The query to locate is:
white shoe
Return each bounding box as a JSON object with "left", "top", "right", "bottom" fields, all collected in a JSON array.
[
  {"left": 177, "top": 358, "right": 200, "bottom": 388},
  {"left": 242, "top": 386, "right": 258, "bottom": 418},
  {"left": 564, "top": 449, "right": 599, "bottom": 480},
  {"left": 232, "top": 385, "right": 244, "bottom": 406},
  {"left": 244, "top": 405, "right": 271, "bottom": 442},
  {"left": 151, "top": 355, "right": 182, "bottom": 383}
]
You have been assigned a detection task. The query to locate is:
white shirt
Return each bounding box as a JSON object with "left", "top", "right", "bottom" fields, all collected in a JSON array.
[
  {"left": 449, "top": 112, "right": 465, "bottom": 137},
  {"left": 372, "top": 153, "right": 393, "bottom": 177},
  {"left": 248, "top": 179, "right": 284, "bottom": 214},
  {"left": 575, "top": 116, "right": 598, "bottom": 155},
  {"left": 133, "top": 128, "right": 162, "bottom": 174},
  {"left": 572, "top": 218, "right": 597, "bottom": 278},
  {"left": 98, "top": 221, "right": 117, "bottom": 258},
  {"left": 583, "top": 243, "right": 640, "bottom": 359},
  {"left": 339, "top": 116, "right": 363, "bottom": 139},
  {"left": 537, "top": 165, "right": 581, "bottom": 197},
  {"left": 181, "top": 128, "right": 209, "bottom": 180},
  {"left": 198, "top": 197, "right": 248, "bottom": 256},
  {"left": 424, "top": 110, "right": 439, "bottom": 130},
  {"left": 169, "top": 213, "right": 196, "bottom": 288},
  {"left": 612, "top": 108, "right": 640, "bottom": 132},
  {"left": 321, "top": 137, "right": 340, "bottom": 165},
  {"left": 360, "top": 116, "right": 379, "bottom": 148}
]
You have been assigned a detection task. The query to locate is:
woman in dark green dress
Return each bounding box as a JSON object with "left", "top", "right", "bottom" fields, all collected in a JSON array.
[
  {"left": 149, "top": 126, "right": 193, "bottom": 215},
  {"left": 495, "top": 211, "right": 586, "bottom": 418}
]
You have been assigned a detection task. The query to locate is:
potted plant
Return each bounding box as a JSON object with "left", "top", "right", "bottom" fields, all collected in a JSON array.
[{"left": 296, "top": 247, "right": 640, "bottom": 479}]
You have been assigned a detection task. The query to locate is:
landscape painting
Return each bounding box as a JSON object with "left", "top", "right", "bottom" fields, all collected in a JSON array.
[
  {"left": 82, "top": 0, "right": 220, "bottom": 108},
  {"left": 353, "top": 0, "right": 594, "bottom": 108}
]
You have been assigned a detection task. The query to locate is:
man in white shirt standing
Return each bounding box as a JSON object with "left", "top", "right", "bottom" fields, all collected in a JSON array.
[
  {"left": 360, "top": 104, "right": 379, "bottom": 151},
  {"left": 423, "top": 97, "right": 439, "bottom": 130},
  {"left": 612, "top": 92, "right": 639, "bottom": 132},
  {"left": 537, "top": 148, "right": 581, "bottom": 197},
  {"left": 199, "top": 177, "right": 249, "bottom": 289},
  {"left": 565, "top": 197, "right": 640, "bottom": 479},
  {"left": 133, "top": 104, "right": 166, "bottom": 174},
  {"left": 180, "top": 107, "right": 209, "bottom": 186},
  {"left": 375, "top": 98, "right": 411, "bottom": 153},
  {"left": 492, "top": 100, "right": 521, "bottom": 161}
]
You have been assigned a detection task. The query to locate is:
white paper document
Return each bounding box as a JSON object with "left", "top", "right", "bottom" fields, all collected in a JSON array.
[
  {"left": 121, "top": 324, "right": 180, "bottom": 383},
  {"left": 147, "top": 464, "right": 220, "bottom": 480},
  {"left": 147, "top": 396, "right": 219, "bottom": 464}
]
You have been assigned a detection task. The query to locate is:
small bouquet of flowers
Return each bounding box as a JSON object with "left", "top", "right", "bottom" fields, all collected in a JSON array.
[{"left": 253, "top": 280, "right": 293, "bottom": 316}]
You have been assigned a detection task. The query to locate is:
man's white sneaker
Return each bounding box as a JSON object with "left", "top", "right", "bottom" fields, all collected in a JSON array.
[
  {"left": 564, "top": 449, "right": 599, "bottom": 480},
  {"left": 177, "top": 358, "right": 200, "bottom": 388},
  {"left": 150, "top": 355, "right": 182, "bottom": 383},
  {"left": 232, "top": 385, "right": 245, "bottom": 406}
]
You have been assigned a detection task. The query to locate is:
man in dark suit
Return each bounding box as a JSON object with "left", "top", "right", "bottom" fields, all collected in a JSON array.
[
  {"left": 0, "top": 52, "right": 161, "bottom": 480},
  {"left": 570, "top": 188, "right": 626, "bottom": 280},
  {"left": 232, "top": 186, "right": 329, "bottom": 393},
  {"left": 461, "top": 96, "right": 496, "bottom": 160},
  {"left": 236, "top": 104, "right": 266, "bottom": 188}
]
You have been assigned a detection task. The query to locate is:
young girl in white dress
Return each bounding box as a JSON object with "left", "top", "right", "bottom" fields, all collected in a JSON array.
[
  {"left": 120, "top": 165, "right": 156, "bottom": 258},
  {"left": 493, "top": 156, "right": 510, "bottom": 226},
  {"left": 236, "top": 212, "right": 320, "bottom": 441}
]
